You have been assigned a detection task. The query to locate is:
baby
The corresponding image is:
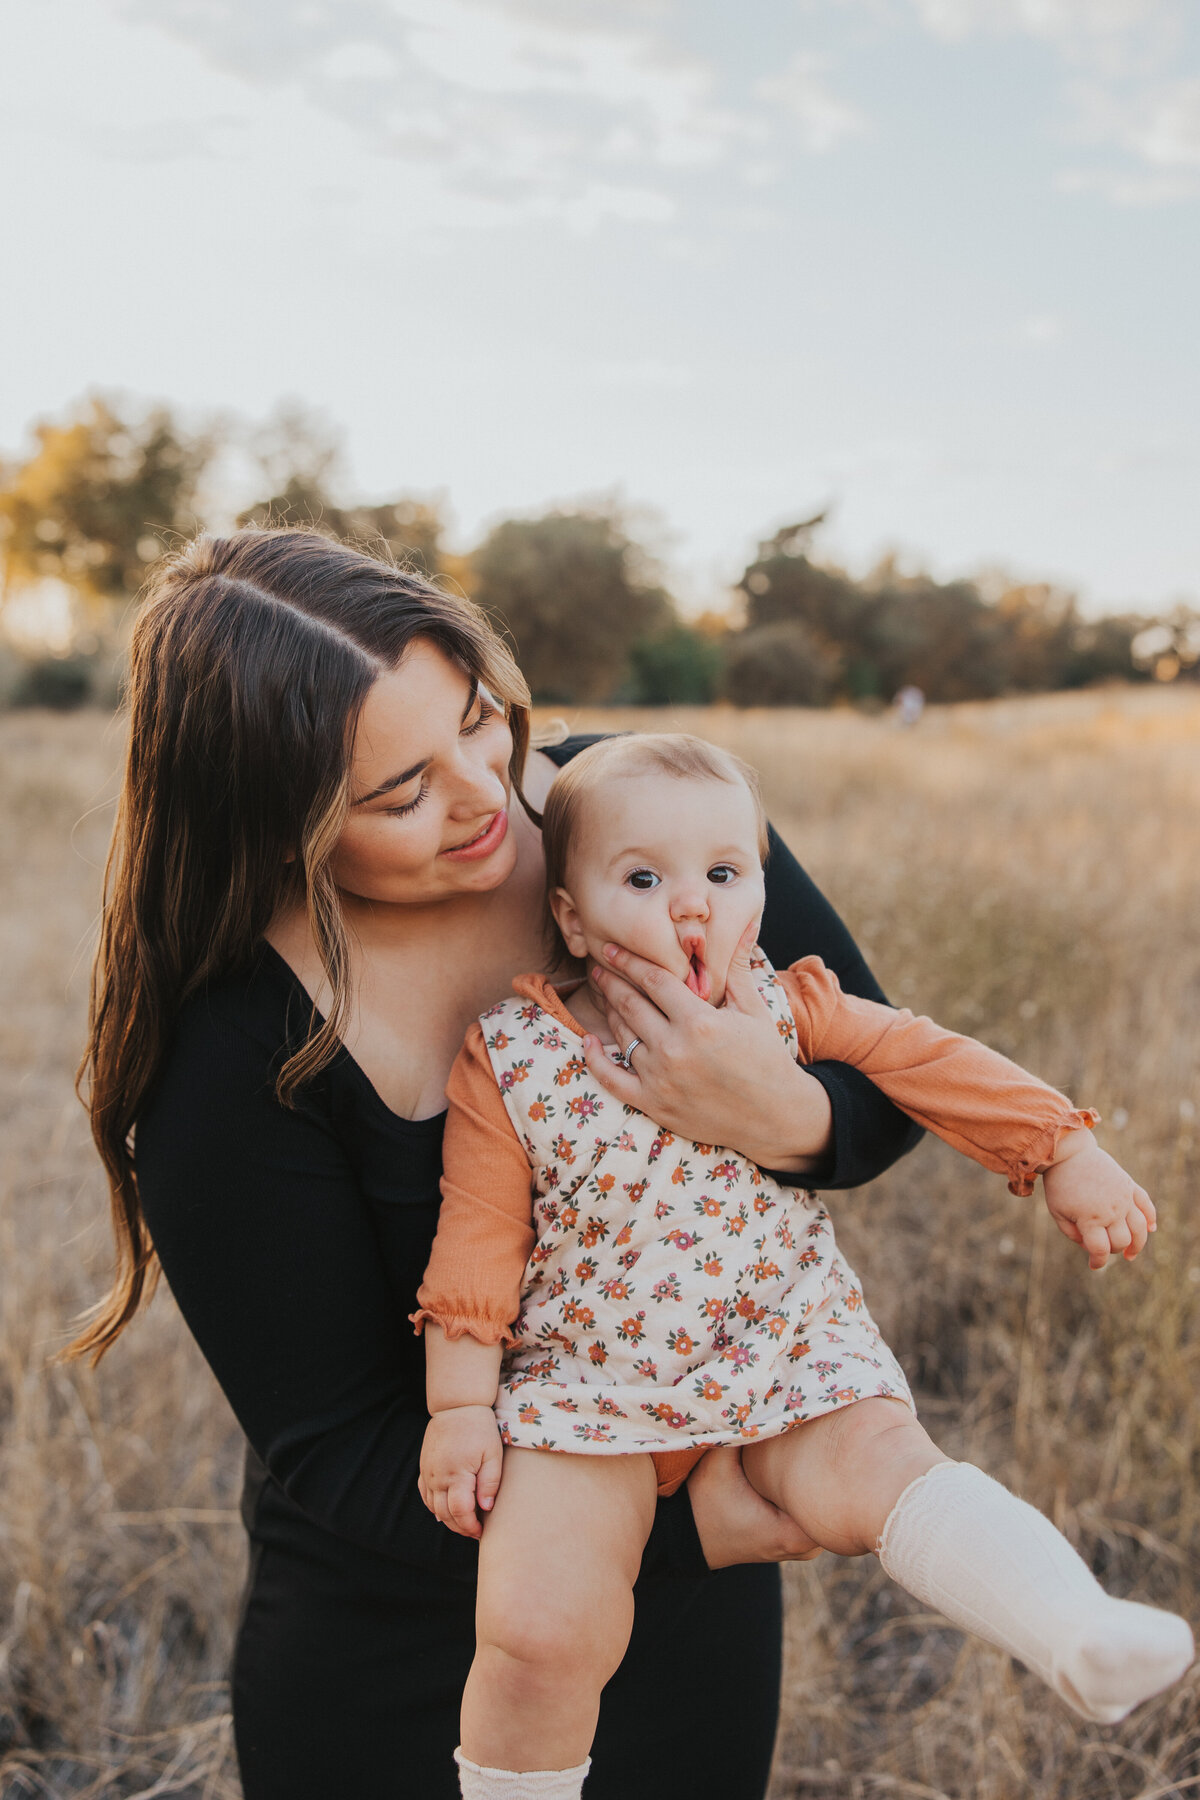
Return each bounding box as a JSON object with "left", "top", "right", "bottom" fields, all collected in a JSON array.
[{"left": 414, "top": 733, "right": 1192, "bottom": 1800}]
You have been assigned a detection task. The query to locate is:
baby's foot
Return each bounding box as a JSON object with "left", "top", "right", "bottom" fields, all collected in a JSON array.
[{"left": 1055, "top": 1600, "right": 1194, "bottom": 1724}]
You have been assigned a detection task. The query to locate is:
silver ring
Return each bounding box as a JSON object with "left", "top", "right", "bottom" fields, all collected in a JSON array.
[{"left": 616, "top": 1036, "right": 642, "bottom": 1071}]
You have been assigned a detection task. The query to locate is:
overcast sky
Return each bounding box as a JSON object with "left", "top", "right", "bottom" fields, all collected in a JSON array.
[{"left": 3, "top": 0, "right": 1198, "bottom": 615}]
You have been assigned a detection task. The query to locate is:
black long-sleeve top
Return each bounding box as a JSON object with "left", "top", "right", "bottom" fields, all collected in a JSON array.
[{"left": 137, "top": 739, "right": 921, "bottom": 1586}]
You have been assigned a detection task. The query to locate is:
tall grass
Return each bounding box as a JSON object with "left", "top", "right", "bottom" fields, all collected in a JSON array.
[{"left": 2, "top": 688, "right": 1198, "bottom": 1797}]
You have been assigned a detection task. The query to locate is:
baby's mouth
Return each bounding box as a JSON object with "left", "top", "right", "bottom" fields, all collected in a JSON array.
[{"left": 683, "top": 940, "right": 712, "bottom": 1003}]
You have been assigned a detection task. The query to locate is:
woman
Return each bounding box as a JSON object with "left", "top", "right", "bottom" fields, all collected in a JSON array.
[{"left": 72, "top": 529, "right": 922, "bottom": 1798}]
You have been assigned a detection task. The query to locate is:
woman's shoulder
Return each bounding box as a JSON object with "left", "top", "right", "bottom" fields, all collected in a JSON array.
[{"left": 145, "top": 945, "right": 316, "bottom": 1127}]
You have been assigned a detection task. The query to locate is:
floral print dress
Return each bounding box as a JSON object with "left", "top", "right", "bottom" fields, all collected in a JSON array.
[{"left": 483, "top": 953, "right": 913, "bottom": 1456}]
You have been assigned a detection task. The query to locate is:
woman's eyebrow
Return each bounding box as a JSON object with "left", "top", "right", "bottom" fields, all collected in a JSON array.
[{"left": 352, "top": 680, "right": 480, "bottom": 806}]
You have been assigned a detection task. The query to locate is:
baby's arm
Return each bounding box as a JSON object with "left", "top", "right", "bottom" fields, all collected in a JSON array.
[
  {"left": 420, "top": 1326, "right": 505, "bottom": 1539},
  {"left": 412, "top": 1022, "right": 537, "bottom": 1537},
  {"left": 781, "top": 957, "right": 1154, "bottom": 1269}
]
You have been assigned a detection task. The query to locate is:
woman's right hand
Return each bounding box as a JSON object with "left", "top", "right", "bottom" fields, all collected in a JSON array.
[{"left": 686, "top": 1445, "right": 823, "bottom": 1569}]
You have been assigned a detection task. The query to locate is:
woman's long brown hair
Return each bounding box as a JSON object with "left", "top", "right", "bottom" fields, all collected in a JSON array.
[{"left": 67, "top": 527, "right": 534, "bottom": 1364}]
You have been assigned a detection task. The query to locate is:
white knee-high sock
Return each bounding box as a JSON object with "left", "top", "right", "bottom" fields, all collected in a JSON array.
[
  {"left": 454, "top": 1749, "right": 591, "bottom": 1800},
  {"left": 877, "top": 1462, "right": 1193, "bottom": 1723}
]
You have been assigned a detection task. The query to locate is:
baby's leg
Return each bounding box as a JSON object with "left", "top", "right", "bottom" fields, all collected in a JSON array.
[
  {"left": 458, "top": 1447, "right": 657, "bottom": 1795},
  {"left": 743, "top": 1395, "right": 943, "bottom": 1556},
  {"left": 743, "top": 1400, "right": 1194, "bottom": 1723}
]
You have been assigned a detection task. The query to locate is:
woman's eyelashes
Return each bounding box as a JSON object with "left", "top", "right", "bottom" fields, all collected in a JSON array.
[
  {"left": 383, "top": 696, "right": 498, "bottom": 818},
  {"left": 386, "top": 779, "right": 430, "bottom": 818},
  {"left": 461, "top": 694, "right": 496, "bottom": 737}
]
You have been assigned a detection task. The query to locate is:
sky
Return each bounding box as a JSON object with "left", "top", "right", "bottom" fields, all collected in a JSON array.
[{"left": 2, "top": 0, "right": 1198, "bottom": 617}]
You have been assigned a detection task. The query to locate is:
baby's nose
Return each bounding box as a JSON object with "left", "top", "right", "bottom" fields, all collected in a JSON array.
[{"left": 670, "top": 886, "right": 709, "bottom": 922}]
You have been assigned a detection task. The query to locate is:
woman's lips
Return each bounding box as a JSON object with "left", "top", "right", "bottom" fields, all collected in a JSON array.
[{"left": 441, "top": 808, "right": 509, "bottom": 862}]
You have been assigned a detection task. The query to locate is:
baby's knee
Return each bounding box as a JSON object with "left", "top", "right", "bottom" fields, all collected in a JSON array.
[
  {"left": 824, "top": 1397, "right": 930, "bottom": 1484},
  {"left": 477, "top": 1585, "right": 632, "bottom": 1693}
]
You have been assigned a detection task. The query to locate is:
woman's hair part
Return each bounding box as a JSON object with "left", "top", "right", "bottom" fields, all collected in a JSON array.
[{"left": 70, "top": 526, "right": 534, "bottom": 1363}]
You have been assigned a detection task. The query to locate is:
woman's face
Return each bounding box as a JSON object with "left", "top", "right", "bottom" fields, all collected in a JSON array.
[{"left": 330, "top": 639, "right": 519, "bottom": 906}]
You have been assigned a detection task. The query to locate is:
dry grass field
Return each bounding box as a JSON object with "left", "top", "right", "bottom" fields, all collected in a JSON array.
[{"left": 1, "top": 686, "right": 1198, "bottom": 1798}]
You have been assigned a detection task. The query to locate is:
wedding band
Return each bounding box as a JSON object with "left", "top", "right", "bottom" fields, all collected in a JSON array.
[{"left": 616, "top": 1036, "right": 642, "bottom": 1071}]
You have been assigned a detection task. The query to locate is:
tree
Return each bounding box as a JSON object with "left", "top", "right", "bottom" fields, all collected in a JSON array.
[
  {"left": 626, "top": 622, "right": 723, "bottom": 704},
  {"left": 722, "top": 619, "right": 841, "bottom": 707},
  {"left": 0, "top": 395, "right": 211, "bottom": 612},
  {"left": 730, "top": 518, "right": 1151, "bottom": 704},
  {"left": 471, "top": 510, "right": 673, "bottom": 703},
  {"left": 236, "top": 403, "right": 452, "bottom": 581}
]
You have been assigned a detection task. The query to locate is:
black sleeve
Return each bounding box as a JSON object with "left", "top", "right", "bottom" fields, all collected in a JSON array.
[
  {"left": 757, "top": 824, "right": 924, "bottom": 1190},
  {"left": 136, "top": 1002, "right": 476, "bottom": 1578}
]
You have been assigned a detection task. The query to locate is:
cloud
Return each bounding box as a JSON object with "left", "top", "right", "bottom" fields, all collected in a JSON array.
[
  {"left": 900, "top": 0, "right": 1199, "bottom": 202},
  {"left": 111, "top": 0, "right": 756, "bottom": 226},
  {"left": 1127, "top": 75, "right": 1200, "bottom": 167},
  {"left": 757, "top": 53, "right": 869, "bottom": 153},
  {"left": 1020, "top": 312, "right": 1065, "bottom": 343},
  {"left": 588, "top": 357, "right": 694, "bottom": 387},
  {"left": 907, "top": 0, "right": 1180, "bottom": 67},
  {"left": 83, "top": 115, "right": 246, "bottom": 162}
]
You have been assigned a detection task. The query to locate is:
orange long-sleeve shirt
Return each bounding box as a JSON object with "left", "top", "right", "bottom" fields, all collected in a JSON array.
[{"left": 414, "top": 955, "right": 1096, "bottom": 1346}]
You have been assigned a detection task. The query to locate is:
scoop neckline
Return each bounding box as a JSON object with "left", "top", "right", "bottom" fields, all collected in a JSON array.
[{"left": 257, "top": 939, "right": 449, "bottom": 1135}]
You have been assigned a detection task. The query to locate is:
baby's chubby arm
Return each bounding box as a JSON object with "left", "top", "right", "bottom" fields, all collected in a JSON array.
[
  {"left": 418, "top": 1326, "right": 505, "bottom": 1539},
  {"left": 412, "top": 1023, "right": 539, "bottom": 1537},
  {"left": 782, "top": 956, "right": 1155, "bottom": 1269}
]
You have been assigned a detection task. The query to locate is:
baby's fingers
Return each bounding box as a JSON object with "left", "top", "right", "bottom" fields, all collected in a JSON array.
[
  {"left": 1106, "top": 1215, "right": 1133, "bottom": 1256},
  {"left": 1121, "top": 1202, "right": 1149, "bottom": 1261},
  {"left": 1133, "top": 1186, "right": 1157, "bottom": 1232},
  {"left": 445, "top": 1473, "right": 482, "bottom": 1537},
  {"left": 476, "top": 1441, "right": 504, "bottom": 1515},
  {"left": 1081, "top": 1222, "right": 1111, "bottom": 1271}
]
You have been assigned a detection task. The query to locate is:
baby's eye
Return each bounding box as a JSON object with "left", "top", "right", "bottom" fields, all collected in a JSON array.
[
  {"left": 707, "top": 864, "right": 738, "bottom": 885},
  {"left": 626, "top": 869, "right": 660, "bottom": 891}
]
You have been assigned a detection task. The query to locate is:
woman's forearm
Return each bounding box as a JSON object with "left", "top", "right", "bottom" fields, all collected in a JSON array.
[{"left": 736, "top": 1063, "right": 834, "bottom": 1175}]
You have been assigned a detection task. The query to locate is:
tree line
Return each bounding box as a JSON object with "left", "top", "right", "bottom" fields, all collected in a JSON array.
[{"left": 1, "top": 394, "right": 1196, "bottom": 708}]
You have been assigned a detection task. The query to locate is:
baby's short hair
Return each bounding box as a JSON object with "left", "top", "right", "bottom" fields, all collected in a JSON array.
[{"left": 541, "top": 733, "right": 769, "bottom": 965}]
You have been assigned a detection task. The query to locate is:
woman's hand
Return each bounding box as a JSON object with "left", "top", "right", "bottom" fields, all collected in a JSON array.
[
  {"left": 582, "top": 926, "right": 833, "bottom": 1172},
  {"left": 418, "top": 1405, "right": 504, "bottom": 1539},
  {"left": 687, "top": 1445, "right": 823, "bottom": 1569}
]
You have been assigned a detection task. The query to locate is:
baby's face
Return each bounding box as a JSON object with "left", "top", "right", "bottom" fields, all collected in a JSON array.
[{"left": 551, "top": 772, "right": 766, "bottom": 1007}]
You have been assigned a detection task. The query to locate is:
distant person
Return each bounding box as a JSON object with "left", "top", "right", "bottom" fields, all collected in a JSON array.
[
  {"left": 418, "top": 734, "right": 1190, "bottom": 1800},
  {"left": 69, "top": 529, "right": 929, "bottom": 1800},
  {"left": 894, "top": 683, "right": 925, "bottom": 726}
]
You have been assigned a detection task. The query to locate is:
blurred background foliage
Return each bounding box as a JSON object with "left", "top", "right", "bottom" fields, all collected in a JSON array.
[{"left": 1, "top": 392, "right": 1196, "bottom": 711}]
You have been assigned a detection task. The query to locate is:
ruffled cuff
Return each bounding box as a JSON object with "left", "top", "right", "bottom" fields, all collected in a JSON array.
[
  {"left": 409, "top": 1307, "right": 519, "bottom": 1349},
  {"left": 1006, "top": 1108, "right": 1101, "bottom": 1196}
]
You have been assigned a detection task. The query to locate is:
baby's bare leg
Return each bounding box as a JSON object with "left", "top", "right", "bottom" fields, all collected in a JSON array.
[
  {"left": 743, "top": 1396, "right": 944, "bottom": 1556},
  {"left": 743, "top": 1400, "right": 1193, "bottom": 1724},
  {"left": 461, "top": 1447, "right": 658, "bottom": 1775}
]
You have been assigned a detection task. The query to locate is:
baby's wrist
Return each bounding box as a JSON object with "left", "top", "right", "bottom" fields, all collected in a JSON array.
[
  {"left": 1048, "top": 1126, "right": 1098, "bottom": 1168},
  {"left": 427, "top": 1398, "right": 497, "bottom": 1418}
]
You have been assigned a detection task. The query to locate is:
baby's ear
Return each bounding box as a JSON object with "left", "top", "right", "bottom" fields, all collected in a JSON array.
[{"left": 549, "top": 887, "right": 588, "bottom": 958}]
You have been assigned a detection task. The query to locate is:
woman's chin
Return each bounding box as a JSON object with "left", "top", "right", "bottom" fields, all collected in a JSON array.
[{"left": 447, "top": 833, "right": 521, "bottom": 894}]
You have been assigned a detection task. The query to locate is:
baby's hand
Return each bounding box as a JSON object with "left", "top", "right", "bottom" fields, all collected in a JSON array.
[
  {"left": 1042, "top": 1130, "right": 1156, "bottom": 1271},
  {"left": 418, "top": 1405, "right": 504, "bottom": 1538}
]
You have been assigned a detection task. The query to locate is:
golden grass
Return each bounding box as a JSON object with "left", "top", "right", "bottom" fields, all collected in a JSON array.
[{"left": 3, "top": 686, "right": 1199, "bottom": 1796}]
